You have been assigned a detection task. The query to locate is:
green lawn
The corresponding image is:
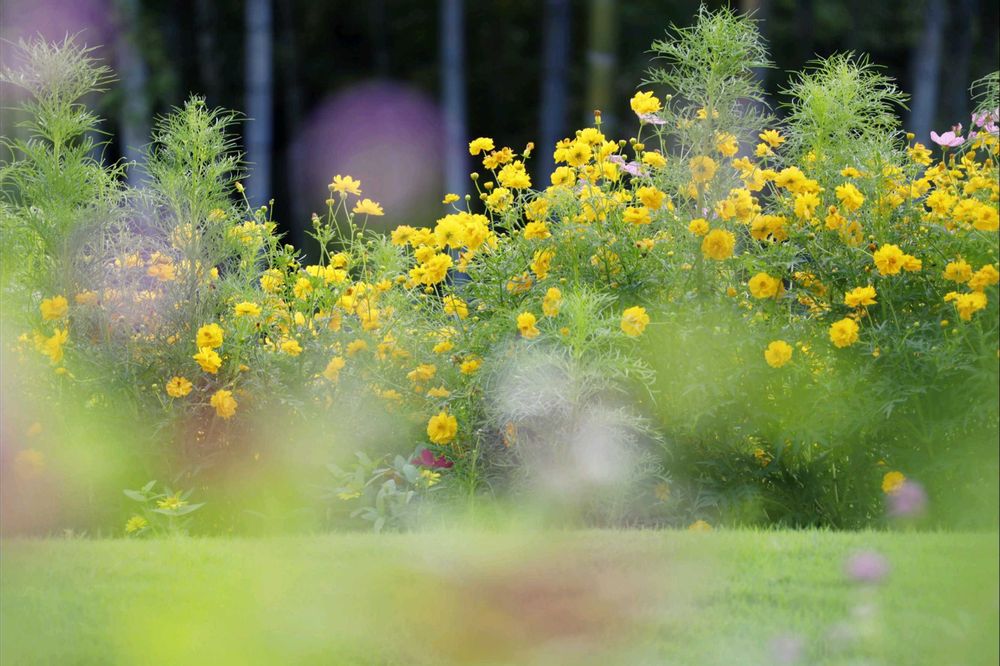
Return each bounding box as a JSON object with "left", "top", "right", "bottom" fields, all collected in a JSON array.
[{"left": 2, "top": 530, "right": 997, "bottom": 665}]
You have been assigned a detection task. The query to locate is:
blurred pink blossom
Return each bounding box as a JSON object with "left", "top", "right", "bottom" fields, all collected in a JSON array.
[{"left": 844, "top": 551, "right": 890, "bottom": 584}]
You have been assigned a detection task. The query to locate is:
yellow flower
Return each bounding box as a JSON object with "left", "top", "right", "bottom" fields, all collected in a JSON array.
[
  {"left": 329, "top": 174, "right": 362, "bottom": 196},
  {"left": 442, "top": 193, "right": 460, "bottom": 204},
  {"left": 835, "top": 182, "right": 865, "bottom": 212},
  {"left": 426, "top": 411, "right": 458, "bottom": 444},
  {"left": 945, "top": 291, "right": 988, "bottom": 321},
  {"left": 701, "top": 229, "right": 735, "bottom": 260},
  {"left": 407, "top": 363, "right": 437, "bottom": 383},
  {"left": 881, "top": 470, "right": 906, "bottom": 494},
  {"left": 234, "top": 301, "right": 261, "bottom": 317},
  {"left": 943, "top": 259, "right": 973, "bottom": 284},
  {"left": 689, "top": 156, "right": 717, "bottom": 183},
  {"left": 165, "top": 376, "right": 193, "bottom": 398},
  {"left": 688, "top": 520, "right": 713, "bottom": 532},
  {"left": 642, "top": 151, "right": 666, "bottom": 168},
  {"left": 346, "top": 339, "right": 368, "bottom": 356},
  {"left": 620, "top": 306, "right": 650, "bottom": 337},
  {"left": 40, "top": 296, "right": 68, "bottom": 321},
  {"left": 280, "top": 339, "right": 303, "bottom": 356},
  {"left": 124, "top": 515, "right": 148, "bottom": 534},
  {"left": 468, "top": 137, "right": 495, "bottom": 155},
  {"left": 630, "top": 90, "right": 662, "bottom": 116},
  {"left": 39, "top": 328, "right": 69, "bottom": 364},
  {"left": 517, "top": 312, "right": 540, "bottom": 339},
  {"left": 764, "top": 340, "right": 793, "bottom": 368},
  {"left": 196, "top": 323, "right": 224, "bottom": 349},
  {"left": 688, "top": 218, "right": 709, "bottom": 236},
  {"left": 636, "top": 186, "right": 667, "bottom": 210},
  {"left": 715, "top": 132, "right": 739, "bottom": 157},
  {"left": 873, "top": 244, "right": 906, "bottom": 275},
  {"left": 157, "top": 494, "right": 188, "bottom": 511},
  {"left": 210, "top": 389, "right": 238, "bottom": 419},
  {"left": 844, "top": 286, "right": 877, "bottom": 308},
  {"left": 550, "top": 166, "right": 576, "bottom": 187},
  {"left": 542, "top": 287, "right": 563, "bottom": 317},
  {"left": 193, "top": 347, "right": 222, "bottom": 374},
  {"left": 353, "top": 198, "right": 384, "bottom": 216},
  {"left": 498, "top": 161, "right": 532, "bottom": 189},
  {"left": 623, "top": 206, "right": 651, "bottom": 226},
  {"left": 828, "top": 318, "right": 860, "bottom": 348},
  {"left": 758, "top": 129, "right": 785, "bottom": 148},
  {"left": 427, "top": 386, "right": 450, "bottom": 398},
  {"left": 460, "top": 358, "right": 482, "bottom": 374},
  {"left": 523, "top": 221, "right": 551, "bottom": 240},
  {"left": 293, "top": 277, "right": 314, "bottom": 300},
  {"left": 969, "top": 265, "right": 999, "bottom": 292},
  {"left": 748, "top": 272, "right": 781, "bottom": 299},
  {"left": 324, "top": 356, "right": 346, "bottom": 382},
  {"left": 442, "top": 294, "right": 469, "bottom": 319}
]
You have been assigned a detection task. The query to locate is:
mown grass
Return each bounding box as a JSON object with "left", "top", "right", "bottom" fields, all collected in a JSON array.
[{"left": 2, "top": 530, "right": 997, "bottom": 665}]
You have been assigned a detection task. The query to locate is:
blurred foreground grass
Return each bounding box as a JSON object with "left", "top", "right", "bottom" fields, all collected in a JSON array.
[{"left": 2, "top": 530, "right": 997, "bottom": 665}]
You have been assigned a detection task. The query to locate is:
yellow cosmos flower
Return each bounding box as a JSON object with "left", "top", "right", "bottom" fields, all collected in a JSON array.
[
  {"left": 426, "top": 411, "right": 458, "bottom": 445},
  {"left": 689, "top": 155, "right": 717, "bottom": 183},
  {"left": 623, "top": 206, "right": 651, "bottom": 226},
  {"left": 329, "top": 174, "right": 362, "bottom": 196},
  {"left": 165, "top": 376, "right": 193, "bottom": 398},
  {"left": 844, "top": 286, "right": 877, "bottom": 308},
  {"left": 630, "top": 90, "right": 662, "bottom": 116},
  {"left": 620, "top": 306, "right": 650, "bottom": 337},
  {"left": 468, "top": 137, "right": 495, "bottom": 155},
  {"left": 124, "top": 515, "right": 148, "bottom": 534},
  {"left": 688, "top": 218, "right": 710, "bottom": 236},
  {"left": 688, "top": 520, "right": 713, "bottom": 532},
  {"left": 881, "top": 470, "right": 906, "bottom": 494},
  {"left": 353, "top": 198, "right": 384, "bottom": 216},
  {"left": 324, "top": 356, "right": 346, "bottom": 382},
  {"left": 764, "top": 340, "right": 793, "bottom": 368},
  {"left": 542, "top": 287, "right": 563, "bottom": 317},
  {"left": 873, "top": 244, "right": 906, "bottom": 275},
  {"left": 193, "top": 347, "right": 222, "bottom": 374},
  {"left": 210, "top": 389, "right": 238, "bottom": 419},
  {"left": 234, "top": 301, "right": 261, "bottom": 317},
  {"left": 517, "top": 312, "right": 540, "bottom": 339},
  {"left": 196, "top": 323, "right": 224, "bottom": 349},
  {"left": 748, "top": 272, "right": 782, "bottom": 299},
  {"left": 701, "top": 229, "right": 735, "bottom": 260},
  {"left": 829, "top": 318, "right": 860, "bottom": 348},
  {"left": 40, "top": 296, "right": 68, "bottom": 321}
]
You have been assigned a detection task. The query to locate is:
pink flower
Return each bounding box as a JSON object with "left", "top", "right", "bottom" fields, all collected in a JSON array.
[
  {"left": 887, "top": 480, "right": 927, "bottom": 518},
  {"left": 930, "top": 130, "right": 965, "bottom": 147},
  {"left": 845, "top": 551, "right": 890, "bottom": 584},
  {"left": 413, "top": 448, "right": 453, "bottom": 469},
  {"left": 638, "top": 112, "right": 668, "bottom": 126}
]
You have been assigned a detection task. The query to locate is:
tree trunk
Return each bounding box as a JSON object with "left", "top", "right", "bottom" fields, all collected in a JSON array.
[
  {"left": 909, "top": 0, "right": 947, "bottom": 142},
  {"left": 277, "top": 0, "right": 305, "bottom": 246},
  {"left": 538, "top": 0, "right": 571, "bottom": 181},
  {"left": 245, "top": 0, "right": 274, "bottom": 208},
  {"left": 115, "top": 0, "right": 150, "bottom": 186},
  {"left": 943, "top": 0, "right": 977, "bottom": 126},
  {"left": 585, "top": 0, "right": 617, "bottom": 134},
  {"left": 194, "top": 0, "right": 222, "bottom": 104},
  {"left": 440, "top": 0, "right": 468, "bottom": 197}
]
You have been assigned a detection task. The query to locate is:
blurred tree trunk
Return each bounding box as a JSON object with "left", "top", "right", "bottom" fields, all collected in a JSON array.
[
  {"left": 440, "top": 0, "right": 468, "bottom": 197},
  {"left": 738, "top": 0, "right": 771, "bottom": 117},
  {"left": 943, "top": 0, "right": 977, "bottom": 126},
  {"left": 277, "top": 0, "right": 305, "bottom": 246},
  {"left": 538, "top": 0, "right": 571, "bottom": 181},
  {"left": 115, "top": 0, "right": 150, "bottom": 186},
  {"left": 245, "top": 0, "right": 274, "bottom": 208},
  {"left": 194, "top": 0, "right": 222, "bottom": 104},
  {"left": 909, "top": 0, "right": 947, "bottom": 142},
  {"left": 585, "top": 0, "right": 617, "bottom": 134}
]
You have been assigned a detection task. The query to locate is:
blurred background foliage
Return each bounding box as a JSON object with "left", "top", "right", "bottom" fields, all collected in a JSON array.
[{"left": 2, "top": 0, "right": 997, "bottom": 247}]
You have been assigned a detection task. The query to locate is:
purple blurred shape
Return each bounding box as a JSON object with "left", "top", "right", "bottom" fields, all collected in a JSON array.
[
  {"left": 1, "top": 0, "right": 111, "bottom": 45},
  {"left": 887, "top": 480, "right": 927, "bottom": 519},
  {"left": 289, "top": 82, "right": 444, "bottom": 223},
  {"left": 844, "top": 551, "right": 890, "bottom": 584}
]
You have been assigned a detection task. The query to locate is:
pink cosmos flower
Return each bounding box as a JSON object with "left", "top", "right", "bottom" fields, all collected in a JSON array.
[
  {"left": 930, "top": 123, "right": 965, "bottom": 147},
  {"left": 413, "top": 448, "right": 453, "bottom": 468},
  {"left": 638, "top": 112, "right": 668, "bottom": 126}
]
